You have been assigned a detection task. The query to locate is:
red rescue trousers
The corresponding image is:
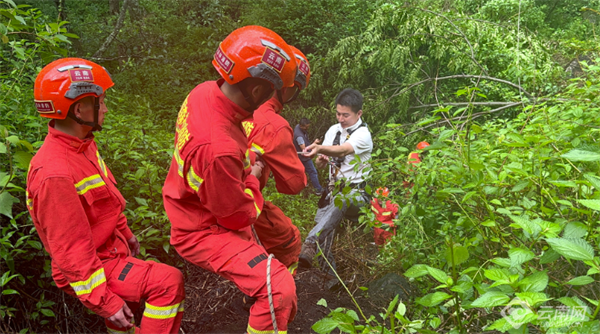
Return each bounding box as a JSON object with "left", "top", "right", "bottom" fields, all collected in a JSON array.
[
  {"left": 254, "top": 201, "right": 301, "bottom": 275},
  {"left": 172, "top": 225, "right": 296, "bottom": 334},
  {"left": 60, "top": 256, "right": 185, "bottom": 334}
]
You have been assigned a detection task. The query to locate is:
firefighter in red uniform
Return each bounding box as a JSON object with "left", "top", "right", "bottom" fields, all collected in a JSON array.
[
  {"left": 27, "top": 58, "right": 185, "bottom": 334},
  {"left": 162, "top": 26, "right": 298, "bottom": 334},
  {"left": 241, "top": 45, "right": 312, "bottom": 275}
]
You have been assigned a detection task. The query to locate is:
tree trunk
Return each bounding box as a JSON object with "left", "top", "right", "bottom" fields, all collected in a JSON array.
[
  {"left": 93, "top": 0, "right": 131, "bottom": 59},
  {"left": 109, "top": 0, "right": 120, "bottom": 15}
]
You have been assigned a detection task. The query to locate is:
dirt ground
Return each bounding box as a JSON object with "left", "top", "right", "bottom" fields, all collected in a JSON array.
[{"left": 180, "top": 263, "right": 379, "bottom": 334}]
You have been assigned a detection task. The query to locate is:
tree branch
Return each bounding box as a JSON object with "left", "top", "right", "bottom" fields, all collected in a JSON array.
[
  {"left": 409, "top": 101, "right": 518, "bottom": 109},
  {"left": 385, "top": 74, "right": 534, "bottom": 105},
  {"left": 404, "top": 102, "right": 523, "bottom": 135},
  {"left": 92, "top": 0, "right": 130, "bottom": 58}
]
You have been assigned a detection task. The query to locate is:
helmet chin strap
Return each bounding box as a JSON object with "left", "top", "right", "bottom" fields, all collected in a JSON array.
[
  {"left": 239, "top": 82, "right": 273, "bottom": 112},
  {"left": 67, "top": 97, "right": 103, "bottom": 132}
]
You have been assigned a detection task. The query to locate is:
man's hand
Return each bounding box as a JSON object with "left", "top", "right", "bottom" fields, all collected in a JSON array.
[
  {"left": 108, "top": 303, "right": 134, "bottom": 329},
  {"left": 302, "top": 139, "right": 321, "bottom": 158},
  {"left": 251, "top": 160, "right": 264, "bottom": 178},
  {"left": 315, "top": 154, "right": 329, "bottom": 169},
  {"left": 127, "top": 235, "right": 140, "bottom": 257}
]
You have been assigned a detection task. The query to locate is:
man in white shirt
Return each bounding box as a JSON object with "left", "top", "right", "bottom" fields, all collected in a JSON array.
[{"left": 299, "top": 88, "right": 373, "bottom": 287}]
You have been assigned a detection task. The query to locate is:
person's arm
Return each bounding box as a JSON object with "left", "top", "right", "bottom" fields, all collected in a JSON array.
[
  {"left": 196, "top": 154, "right": 264, "bottom": 230},
  {"left": 251, "top": 126, "right": 307, "bottom": 194},
  {"left": 34, "top": 177, "right": 125, "bottom": 320},
  {"left": 303, "top": 141, "right": 354, "bottom": 158}
]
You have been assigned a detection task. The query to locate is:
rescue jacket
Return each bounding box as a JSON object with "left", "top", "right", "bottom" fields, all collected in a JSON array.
[
  {"left": 26, "top": 122, "right": 132, "bottom": 318},
  {"left": 242, "top": 96, "right": 307, "bottom": 194},
  {"left": 162, "top": 80, "right": 264, "bottom": 233}
]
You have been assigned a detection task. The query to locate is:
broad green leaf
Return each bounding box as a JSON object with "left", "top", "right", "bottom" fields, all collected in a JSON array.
[
  {"left": 426, "top": 266, "right": 449, "bottom": 284},
  {"left": 2, "top": 289, "right": 18, "bottom": 295},
  {"left": 484, "top": 268, "right": 510, "bottom": 282},
  {"left": 312, "top": 318, "right": 338, "bottom": 334},
  {"left": 540, "top": 249, "right": 560, "bottom": 264},
  {"left": 566, "top": 276, "right": 595, "bottom": 286},
  {"left": 486, "top": 317, "right": 517, "bottom": 332},
  {"left": 0, "top": 142, "right": 6, "bottom": 154},
  {"left": 557, "top": 296, "right": 589, "bottom": 309},
  {"left": 40, "top": 309, "right": 55, "bottom": 317},
  {"left": 508, "top": 215, "right": 541, "bottom": 236},
  {"left": 546, "top": 313, "right": 586, "bottom": 329},
  {"left": 470, "top": 291, "right": 509, "bottom": 308},
  {"left": 548, "top": 180, "right": 577, "bottom": 188},
  {"left": 561, "top": 149, "right": 600, "bottom": 162},
  {"left": 563, "top": 222, "right": 588, "bottom": 239},
  {"left": 416, "top": 292, "right": 452, "bottom": 307},
  {"left": 491, "top": 258, "right": 512, "bottom": 267},
  {"left": 397, "top": 302, "right": 406, "bottom": 316},
  {"left": 519, "top": 271, "right": 548, "bottom": 292},
  {"left": 508, "top": 247, "right": 535, "bottom": 266},
  {"left": 450, "top": 280, "right": 473, "bottom": 293},
  {"left": 0, "top": 192, "right": 19, "bottom": 219},
  {"left": 317, "top": 298, "right": 328, "bottom": 307},
  {"left": 444, "top": 244, "right": 469, "bottom": 266},
  {"left": 511, "top": 180, "right": 530, "bottom": 192},
  {"left": 515, "top": 292, "right": 551, "bottom": 307},
  {"left": 578, "top": 199, "right": 600, "bottom": 211},
  {"left": 584, "top": 174, "right": 600, "bottom": 190},
  {"left": 404, "top": 264, "right": 429, "bottom": 278},
  {"left": 347, "top": 310, "right": 359, "bottom": 321},
  {"left": 134, "top": 197, "right": 148, "bottom": 207},
  {"left": 546, "top": 238, "right": 595, "bottom": 261},
  {"left": 13, "top": 151, "right": 32, "bottom": 169}
]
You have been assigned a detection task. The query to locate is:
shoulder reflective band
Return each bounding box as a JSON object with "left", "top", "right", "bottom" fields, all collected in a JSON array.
[
  {"left": 64, "top": 82, "right": 104, "bottom": 100},
  {"left": 186, "top": 166, "right": 204, "bottom": 192},
  {"left": 244, "top": 188, "right": 261, "bottom": 216},
  {"left": 75, "top": 174, "right": 106, "bottom": 195},
  {"left": 70, "top": 268, "right": 106, "bottom": 296},
  {"left": 96, "top": 151, "right": 108, "bottom": 177},
  {"left": 143, "top": 300, "right": 184, "bottom": 320},
  {"left": 250, "top": 143, "right": 265, "bottom": 156},
  {"left": 174, "top": 149, "right": 184, "bottom": 177}
]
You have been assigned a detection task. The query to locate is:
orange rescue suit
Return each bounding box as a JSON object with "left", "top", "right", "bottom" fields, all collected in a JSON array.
[
  {"left": 243, "top": 96, "right": 306, "bottom": 272},
  {"left": 162, "top": 81, "right": 296, "bottom": 334},
  {"left": 26, "top": 123, "right": 184, "bottom": 333}
]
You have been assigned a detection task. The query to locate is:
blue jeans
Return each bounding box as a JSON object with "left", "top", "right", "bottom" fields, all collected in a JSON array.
[{"left": 301, "top": 159, "right": 323, "bottom": 192}]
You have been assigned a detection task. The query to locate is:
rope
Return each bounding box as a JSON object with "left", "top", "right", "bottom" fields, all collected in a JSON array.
[{"left": 266, "top": 254, "right": 278, "bottom": 334}]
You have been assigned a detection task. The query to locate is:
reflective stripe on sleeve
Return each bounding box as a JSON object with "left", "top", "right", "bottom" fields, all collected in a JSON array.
[
  {"left": 186, "top": 166, "right": 203, "bottom": 192},
  {"left": 288, "top": 262, "right": 298, "bottom": 275},
  {"left": 244, "top": 188, "right": 261, "bottom": 216},
  {"left": 143, "top": 300, "right": 184, "bottom": 320},
  {"left": 250, "top": 143, "right": 265, "bottom": 156},
  {"left": 74, "top": 174, "right": 106, "bottom": 195},
  {"left": 26, "top": 190, "right": 33, "bottom": 210},
  {"left": 382, "top": 211, "right": 392, "bottom": 216},
  {"left": 371, "top": 205, "right": 379, "bottom": 214},
  {"left": 244, "top": 149, "right": 251, "bottom": 170},
  {"left": 247, "top": 325, "right": 287, "bottom": 334},
  {"left": 174, "top": 149, "right": 184, "bottom": 177},
  {"left": 70, "top": 268, "right": 106, "bottom": 296}
]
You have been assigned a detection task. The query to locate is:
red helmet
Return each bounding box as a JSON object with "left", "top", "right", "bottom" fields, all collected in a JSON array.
[
  {"left": 416, "top": 141, "right": 430, "bottom": 150},
  {"left": 34, "top": 58, "right": 114, "bottom": 119},
  {"left": 212, "top": 26, "right": 297, "bottom": 90},
  {"left": 289, "top": 45, "right": 311, "bottom": 90}
]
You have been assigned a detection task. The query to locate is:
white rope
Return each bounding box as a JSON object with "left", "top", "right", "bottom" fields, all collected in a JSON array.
[{"left": 266, "top": 254, "right": 278, "bottom": 334}]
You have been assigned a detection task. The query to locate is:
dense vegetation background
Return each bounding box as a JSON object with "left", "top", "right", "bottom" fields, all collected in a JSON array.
[{"left": 2, "top": 0, "right": 600, "bottom": 333}]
